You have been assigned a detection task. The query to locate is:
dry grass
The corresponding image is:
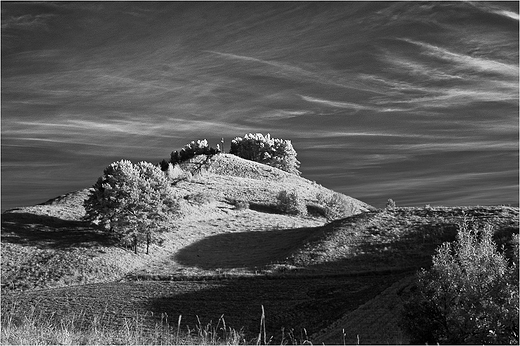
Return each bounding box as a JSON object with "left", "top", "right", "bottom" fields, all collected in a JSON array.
[{"left": 1, "top": 301, "right": 248, "bottom": 345}]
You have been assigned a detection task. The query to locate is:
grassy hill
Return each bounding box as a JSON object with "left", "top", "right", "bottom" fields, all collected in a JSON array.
[{"left": 1, "top": 153, "right": 518, "bottom": 344}]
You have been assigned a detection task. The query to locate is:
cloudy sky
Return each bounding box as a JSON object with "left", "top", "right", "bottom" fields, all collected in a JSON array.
[{"left": 2, "top": 2, "right": 518, "bottom": 210}]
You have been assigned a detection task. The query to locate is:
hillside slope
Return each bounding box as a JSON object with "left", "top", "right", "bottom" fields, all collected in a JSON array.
[{"left": 1, "top": 154, "right": 371, "bottom": 292}]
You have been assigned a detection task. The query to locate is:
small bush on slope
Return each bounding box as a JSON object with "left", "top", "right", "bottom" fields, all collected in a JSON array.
[
  {"left": 316, "top": 192, "right": 356, "bottom": 221},
  {"left": 160, "top": 160, "right": 188, "bottom": 181},
  {"left": 277, "top": 190, "right": 306, "bottom": 216},
  {"left": 230, "top": 133, "right": 301, "bottom": 175},
  {"left": 84, "top": 160, "right": 179, "bottom": 254},
  {"left": 401, "top": 223, "right": 519, "bottom": 344}
]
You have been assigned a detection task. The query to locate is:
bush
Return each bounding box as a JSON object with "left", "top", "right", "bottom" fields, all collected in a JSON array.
[
  {"left": 233, "top": 200, "right": 250, "bottom": 210},
  {"left": 84, "top": 160, "right": 179, "bottom": 254},
  {"left": 229, "top": 133, "right": 301, "bottom": 175},
  {"left": 277, "top": 190, "right": 306, "bottom": 216},
  {"left": 184, "top": 192, "right": 215, "bottom": 206},
  {"left": 401, "top": 223, "right": 519, "bottom": 344},
  {"left": 160, "top": 160, "right": 190, "bottom": 181},
  {"left": 316, "top": 192, "right": 353, "bottom": 220}
]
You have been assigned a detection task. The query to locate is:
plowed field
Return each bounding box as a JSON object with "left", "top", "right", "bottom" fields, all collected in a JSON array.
[{"left": 2, "top": 273, "right": 409, "bottom": 343}]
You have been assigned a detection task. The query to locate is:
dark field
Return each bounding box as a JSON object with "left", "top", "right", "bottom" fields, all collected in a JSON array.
[{"left": 2, "top": 273, "right": 408, "bottom": 343}]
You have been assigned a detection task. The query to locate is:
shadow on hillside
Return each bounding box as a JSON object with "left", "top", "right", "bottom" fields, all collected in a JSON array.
[
  {"left": 174, "top": 226, "right": 318, "bottom": 270},
  {"left": 248, "top": 202, "right": 284, "bottom": 214},
  {"left": 176, "top": 206, "right": 519, "bottom": 274},
  {"left": 1, "top": 212, "right": 117, "bottom": 249},
  {"left": 172, "top": 221, "right": 433, "bottom": 273}
]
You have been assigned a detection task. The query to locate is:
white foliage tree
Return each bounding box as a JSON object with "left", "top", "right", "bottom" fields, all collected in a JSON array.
[
  {"left": 230, "top": 133, "right": 301, "bottom": 175},
  {"left": 84, "top": 160, "right": 179, "bottom": 254}
]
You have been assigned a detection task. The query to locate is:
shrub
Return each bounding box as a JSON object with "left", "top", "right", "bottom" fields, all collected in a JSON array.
[
  {"left": 386, "top": 198, "right": 396, "bottom": 210},
  {"left": 170, "top": 139, "right": 221, "bottom": 166},
  {"left": 84, "top": 160, "right": 179, "bottom": 254},
  {"left": 233, "top": 200, "right": 250, "bottom": 210},
  {"left": 401, "top": 223, "right": 519, "bottom": 344},
  {"left": 277, "top": 190, "right": 306, "bottom": 216},
  {"left": 229, "top": 133, "right": 301, "bottom": 175},
  {"left": 160, "top": 160, "right": 190, "bottom": 181},
  {"left": 316, "top": 192, "right": 353, "bottom": 220},
  {"left": 184, "top": 192, "right": 215, "bottom": 206}
]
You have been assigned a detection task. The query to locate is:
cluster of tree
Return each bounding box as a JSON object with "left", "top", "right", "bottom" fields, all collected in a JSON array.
[
  {"left": 402, "top": 223, "right": 519, "bottom": 344},
  {"left": 230, "top": 133, "right": 301, "bottom": 175},
  {"left": 84, "top": 160, "right": 179, "bottom": 254},
  {"left": 84, "top": 134, "right": 302, "bottom": 254},
  {"left": 169, "top": 139, "right": 221, "bottom": 166}
]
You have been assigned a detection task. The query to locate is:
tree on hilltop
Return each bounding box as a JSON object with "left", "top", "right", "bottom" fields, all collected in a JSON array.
[
  {"left": 170, "top": 139, "right": 221, "bottom": 165},
  {"left": 229, "top": 133, "right": 301, "bottom": 175},
  {"left": 84, "top": 160, "right": 179, "bottom": 254}
]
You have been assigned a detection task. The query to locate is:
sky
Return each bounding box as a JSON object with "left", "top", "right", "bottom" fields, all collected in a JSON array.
[{"left": 2, "top": 1, "right": 519, "bottom": 211}]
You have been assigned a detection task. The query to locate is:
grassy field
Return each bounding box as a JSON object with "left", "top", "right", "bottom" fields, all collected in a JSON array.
[{"left": 2, "top": 154, "right": 518, "bottom": 344}]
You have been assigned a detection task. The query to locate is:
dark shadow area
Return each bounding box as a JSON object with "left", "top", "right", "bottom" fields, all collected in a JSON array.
[
  {"left": 247, "top": 202, "right": 328, "bottom": 218},
  {"left": 175, "top": 207, "right": 519, "bottom": 275},
  {"left": 306, "top": 203, "right": 327, "bottom": 218},
  {"left": 174, "top": 226, "right": 319, "bottom": 270},
  {"left": 296, "top": 222, "right": 459, "bottom": 276},
  {"left": 493, "top": 225, "right": 519, "bottom": 262},
  {"left": 1, "top": 272, "right": 409, "bottom": 344},
  {"left": 146, "top": 273, "right": 410, "bottom": 343},
  {"left": 1, "top": 212, "right": 117, "bottom": 249},
  {"left": 248, "top": 202, "right": 284, "bottom": 214}
]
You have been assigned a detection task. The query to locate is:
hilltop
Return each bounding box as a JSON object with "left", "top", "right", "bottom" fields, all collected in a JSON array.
[{"left": 1, "top": 153, "right": 518, "bottom": 344}]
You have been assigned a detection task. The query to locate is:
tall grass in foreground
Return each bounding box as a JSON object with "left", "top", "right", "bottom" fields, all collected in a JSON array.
[
  {"left": 1, "top": 305, "right": 246, "bottom": 345},
  {"left": 1, "top": 304, "right": 311, "bottom": 345}
]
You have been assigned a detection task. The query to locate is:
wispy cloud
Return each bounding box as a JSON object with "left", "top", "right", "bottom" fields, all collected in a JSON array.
[
  {"left": 9, "top": 117, "right": 236, "bottom": 138},
  {"left": 305, "top": 130, "right": 433, "bottom": 139},
  {"left": 401, "top": 38, "right": 519, "bottom": 77},
  {"left": 387, "top": 87, "right": 518, "bottom": 109},
  {"left": 206, "top": 50, "right": 388, "bottom": 95},
  {"left": 382, "top": 54, "right": 464, "bottom": 81},
  {"left": 299, "top": 95, "right": 371, "bottom": 111},
  {"left": 206, "top": 50, "right": 325, "bottom": 87},
  {"left": 298, "top": 95, "right": 406, "bottom": 113},
  {"left": 391, "top": 140, "right": 518, "bottom": 153},
  {"left": 469, "top": 2, "right": 520, "bottom": 21},
  {"left": 1, "top": 13, "right": 55, "bottom": 30},
  {"left": 496, "top": 10, "right": 520, "bottom": 21},
  {"left": 370, "top": 38, "right": 519, "bottom": 111}
]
